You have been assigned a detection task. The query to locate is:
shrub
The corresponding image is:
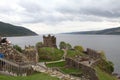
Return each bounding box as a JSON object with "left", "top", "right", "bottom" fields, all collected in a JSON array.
[
  {"left": 13, "top": 45, "right": 22, "bottom": 52},
  {"left": 97, "top": 59, "right": 114, "bottom": 74},
  {"left": 36, "top": 42, "right": 43, "bottom": 49},
  {"left": 59, "top": 41, "right": 72, "bottom": 50},
  {"left": 74, "top": 45, "right": 84, "bottom": 52}
]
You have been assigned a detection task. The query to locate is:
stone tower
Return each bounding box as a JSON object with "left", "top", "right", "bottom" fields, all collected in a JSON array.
[{"left": 43, "top": 34, "right": 57, "bottom": 48}]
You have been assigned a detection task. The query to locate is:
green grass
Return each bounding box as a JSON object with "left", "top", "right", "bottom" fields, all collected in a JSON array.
[
  {"left": 38, "top": 47, "right": 64, "bottom": 61},
  {"left": 96, "top": 59, "right": 114, "bottom": 73},
  {"left": 60, "top": 67, "right": 82, "bottom": 74},
  {"left": 95, "top": 67, "right": 117, "bottom": 80},
  {"left": 46, "top": 61, "right": 65, "bottom": 67},
  {"left": 0, "top": 73, "right": 59, "bottom": 80},
  {"left": 67, "top": 50, "right": 86, "bottom": 57}
]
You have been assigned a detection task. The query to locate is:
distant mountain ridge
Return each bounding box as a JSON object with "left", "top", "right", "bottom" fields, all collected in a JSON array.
[
  {"left": 0, "top": 21, "right": 37, "bottom": 36},
  {"left": 66, "top": 27, "right": 120, "bottom": 35}
]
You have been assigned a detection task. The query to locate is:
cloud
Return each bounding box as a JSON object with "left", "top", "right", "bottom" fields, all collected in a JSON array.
[
  {"left": 1, "top": 0, "right": 120, "bottom": 24},
  {"left": 57, "top": 0, "right": 120, "bottom": 19},
  {"left": 0, "top": 0, "right": 120, "bottom": 34}
]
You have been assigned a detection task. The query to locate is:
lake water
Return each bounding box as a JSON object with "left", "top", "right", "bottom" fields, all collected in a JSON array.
[{"left": 7, "top": 34, "right": 120, "bottom": 74}]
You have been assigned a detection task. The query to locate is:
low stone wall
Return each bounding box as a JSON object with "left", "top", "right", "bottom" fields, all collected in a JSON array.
[{"left": 65, "top": 58, "right": 81, "bottom": 69}]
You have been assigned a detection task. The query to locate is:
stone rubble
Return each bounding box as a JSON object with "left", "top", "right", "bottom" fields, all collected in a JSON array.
[{"left": 32, "top": 63, "right": 88, "bottom": 80}]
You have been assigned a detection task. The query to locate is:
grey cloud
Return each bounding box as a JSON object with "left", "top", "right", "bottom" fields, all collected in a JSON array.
[
  {"left": 19, "top": 1, "right": 42, "bottom": 13},
  {"left": 17, "top": 1, "right": 71, "bottom": 24},
  {"left": 56, "top": 0, "right": 120, "bottom": 21},
  {"left": 1, "top": 0, "right": 120, "bottom": 25},
  {"left": 80, "top": 8, "right": 120, "bottom": 18},
  {"left": 0, "top": 5, "right": 16, "bottom": 15}
]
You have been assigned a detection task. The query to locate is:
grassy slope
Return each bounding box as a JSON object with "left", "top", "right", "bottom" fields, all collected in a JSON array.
[
  {"left": 95, "top": 67, "right": 117, "bottom": 80},
  {"left": 38, "top": 47, "right": 64, "bottom": 61},
  {"left": 67, "top": 50, "right": 86, "bottom": 57},
  {"left": 0, "top": 73, "right": 59, "bottom": 80}
]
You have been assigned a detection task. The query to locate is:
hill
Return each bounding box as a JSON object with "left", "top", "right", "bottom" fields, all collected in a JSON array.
[
  {"left": 0, "top": 21, "right": 37, "bottom": 36},
  {"left": 66, "top": 27, "right": 120, "bottom": 35}
]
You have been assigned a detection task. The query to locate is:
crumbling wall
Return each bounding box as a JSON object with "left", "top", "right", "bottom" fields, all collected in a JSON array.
[
  {"left": 87, "top": 48, "right": 101, "bottom": 59},
  {"left": 23, "top": 45, "right": 39, "bottom": 64}
]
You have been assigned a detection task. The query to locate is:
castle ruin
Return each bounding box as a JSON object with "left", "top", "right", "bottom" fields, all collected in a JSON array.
[{"left": 43, "top": 34, "right": 57, "bottom": 48}]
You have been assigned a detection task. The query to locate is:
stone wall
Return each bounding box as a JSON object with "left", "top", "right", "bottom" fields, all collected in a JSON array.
[
  {"left": 81, "top": 64, "right": 99, "bottom": 80},
  {"left": 23, "top": 45, "right": 39, "bottom": 64},
  {"left": 87, "top": 48, "right": 101, "bottom": 60}
]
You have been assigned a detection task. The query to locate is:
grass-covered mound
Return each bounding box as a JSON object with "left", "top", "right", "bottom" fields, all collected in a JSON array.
[
  {"left": 67, "top": 50, "right": 86, "bottom": 58},
  {"left": 95, "top": 67, "right": 117, "bottom": 80},
  {"left": 38, "top": 47, "right": 64, "bottom": 61},
  {"left": 96, "top": 59, "right": 114, "bottom": 74},
  {"left": 0, "top": 73, "right": 59, "bottom": 80}
]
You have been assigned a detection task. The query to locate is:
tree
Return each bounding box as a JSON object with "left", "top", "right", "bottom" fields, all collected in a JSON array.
[
  {"left": 13, "top": 45, "right": 22, "bottom": 52},
  {"left": 66, "top": 43, "right": 72, "bottom": 50},
  {"left": 98, "top": 59, "right": 114, "bottom": 74},
  {"left": 74, "top": 45, "right": 84, "bottom": 52},
  {"left": 59, "top": 41, "right": 66, "bottom": 49},
  {"left": 107, "top": 61, "right": 114, "bottom": 73},
  {"left": 36, "top": 42, "right": 43, "bottom": 49}
]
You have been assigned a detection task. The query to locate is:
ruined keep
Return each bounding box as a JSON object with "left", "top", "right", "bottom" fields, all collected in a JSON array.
[{"left": 43, "top": 34, "right": 57, "bottom": 48}]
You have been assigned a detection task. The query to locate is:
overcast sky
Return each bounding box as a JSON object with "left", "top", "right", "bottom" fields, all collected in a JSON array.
[{"left": 0, "top": 0, "right": 120, "bottom": 34}]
